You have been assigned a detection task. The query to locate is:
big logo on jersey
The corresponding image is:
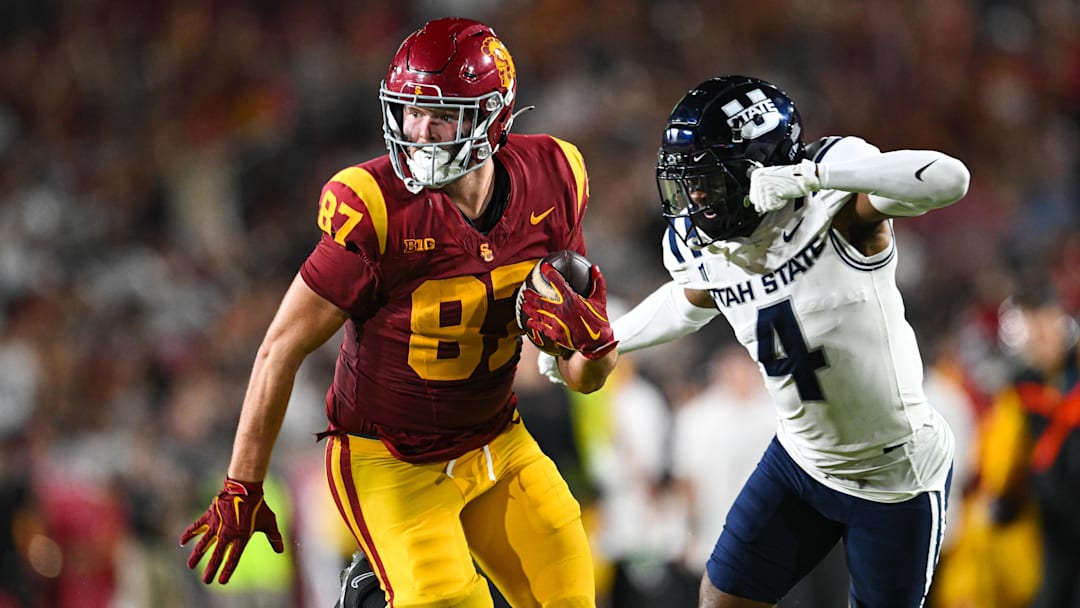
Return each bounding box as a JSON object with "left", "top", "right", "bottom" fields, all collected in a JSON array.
[{"left": 721, "top": 88, "right": 781, "bottom": 140}]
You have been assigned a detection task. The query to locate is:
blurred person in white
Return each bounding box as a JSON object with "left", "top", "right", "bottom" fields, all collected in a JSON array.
[
  {"left": 582, "top": 343, "right": 690, "bottom": 605},
  {"left": 670, "top": 344, "right": 776, "bottom": 575},
  {"left": 0, "top": 311, "right": 41, "bottom": 606},
  {"left": 541, "top": 75, "right": 970, "bottom": 607},
  {"left": 671, "top": 343, "right": 850, "bottom": 608},
  {"left": 919, "top": 337, "right": 979, "bottom": 553}
]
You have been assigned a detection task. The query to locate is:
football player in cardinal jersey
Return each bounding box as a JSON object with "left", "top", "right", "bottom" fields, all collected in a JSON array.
[
  {"left": 542, "top": 75, "right": 970, "bottom": 607},
  {"left": 180, "top": 17, "right": 616, "bottom": 607}
]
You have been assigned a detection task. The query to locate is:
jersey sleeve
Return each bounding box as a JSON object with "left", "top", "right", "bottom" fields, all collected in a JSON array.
[
  {"left": 298, "top": 166, "right": 390, "bottom": 318},
  {"left": 300, "top": 233, "right": 381, "bottom": 319},
  {"left": 549, "top": 136, "right": 590, "bottom": 255},
  {"left": 806, "top": 136, "right": 883, "bottom": 216}
]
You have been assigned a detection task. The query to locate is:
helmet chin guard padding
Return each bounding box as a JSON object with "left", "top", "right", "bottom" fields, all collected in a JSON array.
[
  {"left": 656, "top": 75, "right": 804, "bottom": 247},
  {"left": 380, "top": 18, "right": 518, "bottom": 191}
]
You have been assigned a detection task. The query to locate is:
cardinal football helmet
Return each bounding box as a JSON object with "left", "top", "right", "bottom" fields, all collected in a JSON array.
[
  {"left": 657, "top": 75, "right": 804, "bottom": 246},
  {"left": 380, "top": 18, "right": 518, "bottom": 191}
]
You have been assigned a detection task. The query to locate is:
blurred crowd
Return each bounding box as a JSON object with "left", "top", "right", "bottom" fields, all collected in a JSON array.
[{"left": 0, "top": 0, "right": 1077, "bottom": 607}]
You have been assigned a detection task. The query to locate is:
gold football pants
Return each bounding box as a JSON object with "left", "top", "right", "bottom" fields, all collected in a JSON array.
[{"left": 325, "top": 420, "right": 594, "bottom": 607}]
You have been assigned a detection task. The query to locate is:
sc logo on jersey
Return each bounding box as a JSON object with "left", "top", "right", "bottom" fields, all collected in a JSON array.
[{"left": 721, "top": 88, "right": 781, "bottom": 140}]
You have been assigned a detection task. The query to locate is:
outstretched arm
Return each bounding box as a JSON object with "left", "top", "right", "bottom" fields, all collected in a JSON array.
[
  {"left": 181, "top": 273, "right": 348, "bottom": 585},
  {"left": 539, "top": 282, "right": 717, "bottom": 385},
  {"left": 750, "top": 148, "right": 970, "bottom": 218},
  {"left": 612, "top": 282, "right": 718, "bottom": 353},
  {"left": 817, "top": 150, "right": 970, "bottom": 217}
]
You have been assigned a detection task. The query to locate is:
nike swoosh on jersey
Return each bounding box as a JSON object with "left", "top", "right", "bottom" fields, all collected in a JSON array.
[
  {"left": 914, "top": 159, "right": 938, "bottom": 181},
  {"left": 530, "top": 207, "right": 555, "bottom": 225},
  {"left": 782, "top": 218, "right": 804, "bottom": 242}
]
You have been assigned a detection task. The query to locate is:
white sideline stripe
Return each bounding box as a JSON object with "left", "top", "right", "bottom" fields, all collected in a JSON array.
[{"left": 919, "top": 490, "right": 945, "bottom": 608}]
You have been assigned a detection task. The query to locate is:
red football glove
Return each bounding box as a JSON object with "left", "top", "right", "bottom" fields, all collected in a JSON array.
[
  {"left": 520, "top": 263, "right": 618, "bottom": 359},
  {"left": 180, "top": 477, "right": 285, "bottom": 584}
]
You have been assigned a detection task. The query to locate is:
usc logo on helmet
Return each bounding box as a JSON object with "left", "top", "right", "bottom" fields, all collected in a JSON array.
[{"left": 481, "top": 37, "right": 515, "bottom": 90}]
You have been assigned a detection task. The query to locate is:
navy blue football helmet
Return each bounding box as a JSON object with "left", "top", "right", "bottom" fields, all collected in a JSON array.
[{"left": 657, "top": 76, "right": 804, "bottom": 246}]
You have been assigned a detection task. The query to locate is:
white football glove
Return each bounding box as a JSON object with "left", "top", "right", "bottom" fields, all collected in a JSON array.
[{"left": 749, "top": 158, "right": 822, "bottom": 213}]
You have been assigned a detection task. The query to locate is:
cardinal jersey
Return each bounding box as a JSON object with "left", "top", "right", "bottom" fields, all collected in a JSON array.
[
  {"left": 663, "top": 136, "right": 953, "bottom": 502},
  {"left": 301, "top": 133, "right": 589, "bottom": 463}
]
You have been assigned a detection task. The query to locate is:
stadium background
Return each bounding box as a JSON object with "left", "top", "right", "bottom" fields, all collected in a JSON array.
[{"left": 0, "top": 0, "right": 1076, "bottom": 606}]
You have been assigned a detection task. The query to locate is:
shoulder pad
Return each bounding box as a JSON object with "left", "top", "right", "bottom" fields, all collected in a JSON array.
[
  {"left": 807, "top": 136, "right": 881, "bottom": 164},
  {"left": 547, "top": 136, "right": 589, "bottom": 218},
  {"left": 317, "top": 166, "right": 390, "bottom": 256}
]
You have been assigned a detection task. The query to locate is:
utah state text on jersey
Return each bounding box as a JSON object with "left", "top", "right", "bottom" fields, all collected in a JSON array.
[{"left": 711, "top": 235, "right": 827, "bottom": 307}]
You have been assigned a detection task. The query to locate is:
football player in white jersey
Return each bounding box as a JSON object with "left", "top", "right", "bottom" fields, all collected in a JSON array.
[{"left": 539, "top": 75, "right": 970, "bottom": 607}]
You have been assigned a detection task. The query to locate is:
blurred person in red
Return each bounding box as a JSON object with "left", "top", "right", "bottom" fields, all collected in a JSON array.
[
  {"left": 180, "top": 16, "right": 617, "bottom": 607},
  {"left": 977, "top": 274, "right": 1080, "bottom": 608},
  {"left": 36, "top": 474, "right": 128, "bottom": 608}
]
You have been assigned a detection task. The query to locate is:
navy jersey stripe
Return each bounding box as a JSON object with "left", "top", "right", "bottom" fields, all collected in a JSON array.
[
  {"left": 828, "top": 228, "right": 896, "bottom": 271},
  {"left": 667, "top": 226, "right": 686, "bottom": 264},
  {"left": 813, "top": 136, "right": 843, "bottom": 163},
  {"left": 667, "top": 218, "right": 703, "bottom": 264},
  {"left": 682, "top": 217, "right": 702, "bottom": 258}
]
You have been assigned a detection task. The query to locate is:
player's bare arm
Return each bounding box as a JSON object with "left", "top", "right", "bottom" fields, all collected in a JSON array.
[
  {"left": 181, "top": 274, "right": 347, "bottom": 585},
  {"left": 227, "top": 274, "right": 348, "bottom": 481},
  {"left": 684, "top": 287, "right": 716, "bottom": 309},
  {"left": 556, "top": 349, "right": 618, "bottom": 393}
]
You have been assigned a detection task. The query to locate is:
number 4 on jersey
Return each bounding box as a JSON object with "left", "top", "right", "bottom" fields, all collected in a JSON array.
[{"left": 756, "top": 300, "right": 827, "bottom": 401}]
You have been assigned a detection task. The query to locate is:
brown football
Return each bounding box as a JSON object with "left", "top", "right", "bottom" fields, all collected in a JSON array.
[{"left": 514, "top": 250, "right": 593, "bottom": 357}]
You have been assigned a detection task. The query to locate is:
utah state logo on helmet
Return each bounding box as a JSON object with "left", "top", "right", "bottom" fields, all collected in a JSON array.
[{"left": 657, "top": 75, "right": 804, "bottom": 246}]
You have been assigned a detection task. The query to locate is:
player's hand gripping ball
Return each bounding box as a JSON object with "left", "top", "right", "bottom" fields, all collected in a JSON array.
[{"left": 515, "top": 250, "right": 617, "bottom": 359}]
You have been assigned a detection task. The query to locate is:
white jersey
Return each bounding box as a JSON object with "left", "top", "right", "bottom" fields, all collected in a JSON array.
[{"left": 663, "top": 136, "right": 953, "bottom": 503}]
